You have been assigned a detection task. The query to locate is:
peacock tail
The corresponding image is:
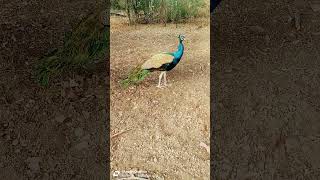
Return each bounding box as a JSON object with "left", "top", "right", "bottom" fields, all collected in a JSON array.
[
  {"left": 35, "top": 8, "right": 108, "bottom": 86},
  {"left": 120, "top": 65, "right": 151, "bottom": 88}
]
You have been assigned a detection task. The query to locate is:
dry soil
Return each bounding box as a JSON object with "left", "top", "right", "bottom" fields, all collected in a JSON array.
[{"left": 110, "top": 16, "right": 211, "bottom": 179}]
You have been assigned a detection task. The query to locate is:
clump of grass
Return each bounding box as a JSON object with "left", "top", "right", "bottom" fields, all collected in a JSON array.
[{"left": 35, "top": 9, "right": 109, "bottom": 86}]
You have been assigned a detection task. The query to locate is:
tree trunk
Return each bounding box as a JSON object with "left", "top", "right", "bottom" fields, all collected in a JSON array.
[
  {"left": 126, "top": 0, "right": 131, "bottom": 25},
  {"left": 160, "top": 0, "right": 167, "bottom": 26},
  {"left": 175, "top": 0, "right": 179, "bottom": 28}
]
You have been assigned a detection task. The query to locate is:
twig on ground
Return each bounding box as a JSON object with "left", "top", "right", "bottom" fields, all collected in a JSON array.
[
  {"left": 111, "top": 128, "right": 132, "bottom": 139},
  {"left": 199, "top": 142, "right": 210, "bottom": 154}
]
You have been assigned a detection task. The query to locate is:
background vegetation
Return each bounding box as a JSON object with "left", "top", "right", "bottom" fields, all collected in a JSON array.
[{"left": 111, "top": 0, "right": 208, "bottom": 24}]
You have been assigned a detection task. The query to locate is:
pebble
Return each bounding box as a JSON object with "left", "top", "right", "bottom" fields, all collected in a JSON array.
[
  {"left": 20, "top": 139, "right": 27, "bottom": 147},
  {"left": 310, "top": 2, "right": 320, "bottom": 12},
  {"left": 81, "top": 134, "right": 90, "bottom": 141},
  {"left": 265, "top": 35, "right": 271, "bottom": 44},
  {"left": 12, "top": 139, "right": 19, "bottom": 146},
  {"left": 15, "top": 149, "right": 20, "bottom": 153},
  {"left": 74, "top": 141, "right": 89, "bottom": 150},
  {"left": 55, "top": 114, "right": 66, "bottom": 123},
  {"left": 74, "top": 128, "right": 84, "bottom": 137},
  {"left": 62, "top": 81, "right": 69, "bottom": 88},
  {"left": 248, "top": 25, "right": 265, "bottom": 34},
  {"left": 3, "top": 123, "right": 8, "bottom": 127},
  {"left": 69, "top": 79, "right": 79, "bottom": 87},
  {"left": 5, "top": 135, "right": 11, "bottom": 141},
  {"left": 42, "top": 173, "right": 49, "bottom": 180},
  {"left": 312, "top": 32, "right": 320, "bottom": 36},
  {"left": 26, "top": 157, "right": 41, "bottom": 171},
  {"left": 292, "top": 40, "right": 300, "bottom": 45},
  {"left": 82, "top": 111, "right": 90, "bottom": 119}
]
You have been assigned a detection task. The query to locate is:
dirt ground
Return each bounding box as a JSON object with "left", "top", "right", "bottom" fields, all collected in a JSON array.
[
  {"left": 212, "top": 0, "right": 320, "bottom": 179},
  {"left": 110, "top": 17, "right": 210, "bottom": 179},
  {"left": 0, "top": 1, "right": 108, "bottom": 179}
]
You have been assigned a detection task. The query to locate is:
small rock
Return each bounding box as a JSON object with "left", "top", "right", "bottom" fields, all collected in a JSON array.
[
  {"left": 12, "top": 139, "right": 19, "bottom": 146},
  {"left": 225, "top": 68, "right": 232, "bottom": 73},
  {"left": 55, "top": 114, "right": 66, "bottom": 123},
  {"left": 20, "top": 139, "right": 27, "bottom": 147},
  {"left": 288, "top": 16, "right": 293, "bottom": 23},
  {"left": 26, "top": 157, "right": 41, "bottom": 171},
  {"left": 249, "top": 25, "right": 265, "bottom": 34},
  {"left": 42, "top": 173, "right": 49, "bottom": 180},
  {"left": 74, "top": 128, "right": 84, "bottom": 137},
  {"left": 62, "top": 81, "right": 69, "bottom": 88},
  {"left": 2, "top": 41, "right": 8, "bottom": 48},
  {"left": 3, "top": 123, "right": 8, "bottom": 127},
  {"left": 265, "top": 35, "right": 271, "bottom": 44},
  {"left": 153, "top": 157, "right": 158, "bottom": 162},
  {"left": 67, "top": 90, "right": 77, "bottom": 99},
  {"left": 5, "top": 135, "right": 10, "bottom": 141},
  {"left": 292, "top": 40, "right": 300, "bottom": 45},
  {"left": 101, "top": 109, "right": 107, "bottom": 117},
  {"left": 15, "top": 149, "right": 20, "bottom": 153},
  {"left": 26, "top": 170, "right": 34, "bottom": 178},
  {"left": 11, "top": 34, "right": 17, "bottom": 42},
  {"left": 81, "top": 134, "right": 90, "bottom": 141},
  {"left": 310, "top": 1, "right": 320, "bottom": 12},
  {"left": 294, "top": 11, "right": 301, "bottom": 30},
  {"left": 74, "top": 141, "right": 89, "bottom": 150},
  {"left": 312, "top": 32, "right": 320, "bottom": 36},
  {"left": 69, "top": 79, "right": 79, "bottom": 87},
  {"left": 200, "top": 142, "right": 210, "bottom": 153},
  {"left": 82, "top": 111, "right": 90, "bottom": 119}
]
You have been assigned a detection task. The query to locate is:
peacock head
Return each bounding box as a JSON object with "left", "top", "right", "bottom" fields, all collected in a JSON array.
[{"left": 178, "top": 34, "right": 185, "bottom": 42}]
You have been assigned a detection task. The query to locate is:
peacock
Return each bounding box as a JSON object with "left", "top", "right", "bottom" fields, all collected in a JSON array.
[{"left": 121, "top": 34, "right": 185, "bottom": 88}]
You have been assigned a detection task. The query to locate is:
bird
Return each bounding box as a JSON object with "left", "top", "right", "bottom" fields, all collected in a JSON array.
[
  {"left": 211, "top": 0, "right": 222, "bottom": 13},
  {"left": 121, "top": 34, "right": 185, "bottom": 88},
  {"left": 36, "top": 8, "right": 108, "bottom": 86}
]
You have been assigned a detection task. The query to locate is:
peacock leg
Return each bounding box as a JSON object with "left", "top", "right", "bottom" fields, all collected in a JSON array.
[
  {"left": 157, "top": 72, "right": 165, "bottom": 88},
  {"left": 163, "top": 71, "right": 171, "bottom": 87},
  {"left": 163, "top": 71, "right": 167, "bottom": 86}
]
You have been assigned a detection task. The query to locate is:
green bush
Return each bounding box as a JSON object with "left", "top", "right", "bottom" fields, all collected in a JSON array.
[{"left": 112, "top": 0, "right": 207, "bottom": 24}]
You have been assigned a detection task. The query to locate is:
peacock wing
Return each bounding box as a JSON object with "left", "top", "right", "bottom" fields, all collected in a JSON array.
[{"left": 141, "top": 53, "right": 174, "bottom": 69}]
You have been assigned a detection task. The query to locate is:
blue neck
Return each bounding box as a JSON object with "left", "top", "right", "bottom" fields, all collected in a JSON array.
[{"left": 173, "top": 40, "right": 184, "bottom": 62}]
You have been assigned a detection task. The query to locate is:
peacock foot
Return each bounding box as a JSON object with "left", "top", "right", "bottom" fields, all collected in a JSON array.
[{"left": 156, "top": 85, "right": 164, "bottom": 88}]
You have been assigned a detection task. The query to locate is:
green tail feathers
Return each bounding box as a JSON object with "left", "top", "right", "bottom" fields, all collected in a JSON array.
[{"left": 121, "top": 66, "right": 150, "bottom": 88}]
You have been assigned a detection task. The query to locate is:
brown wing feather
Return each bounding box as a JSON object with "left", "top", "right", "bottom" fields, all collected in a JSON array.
[{"left": 141, "top": 53, "right": 174, "bottom": 69}]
